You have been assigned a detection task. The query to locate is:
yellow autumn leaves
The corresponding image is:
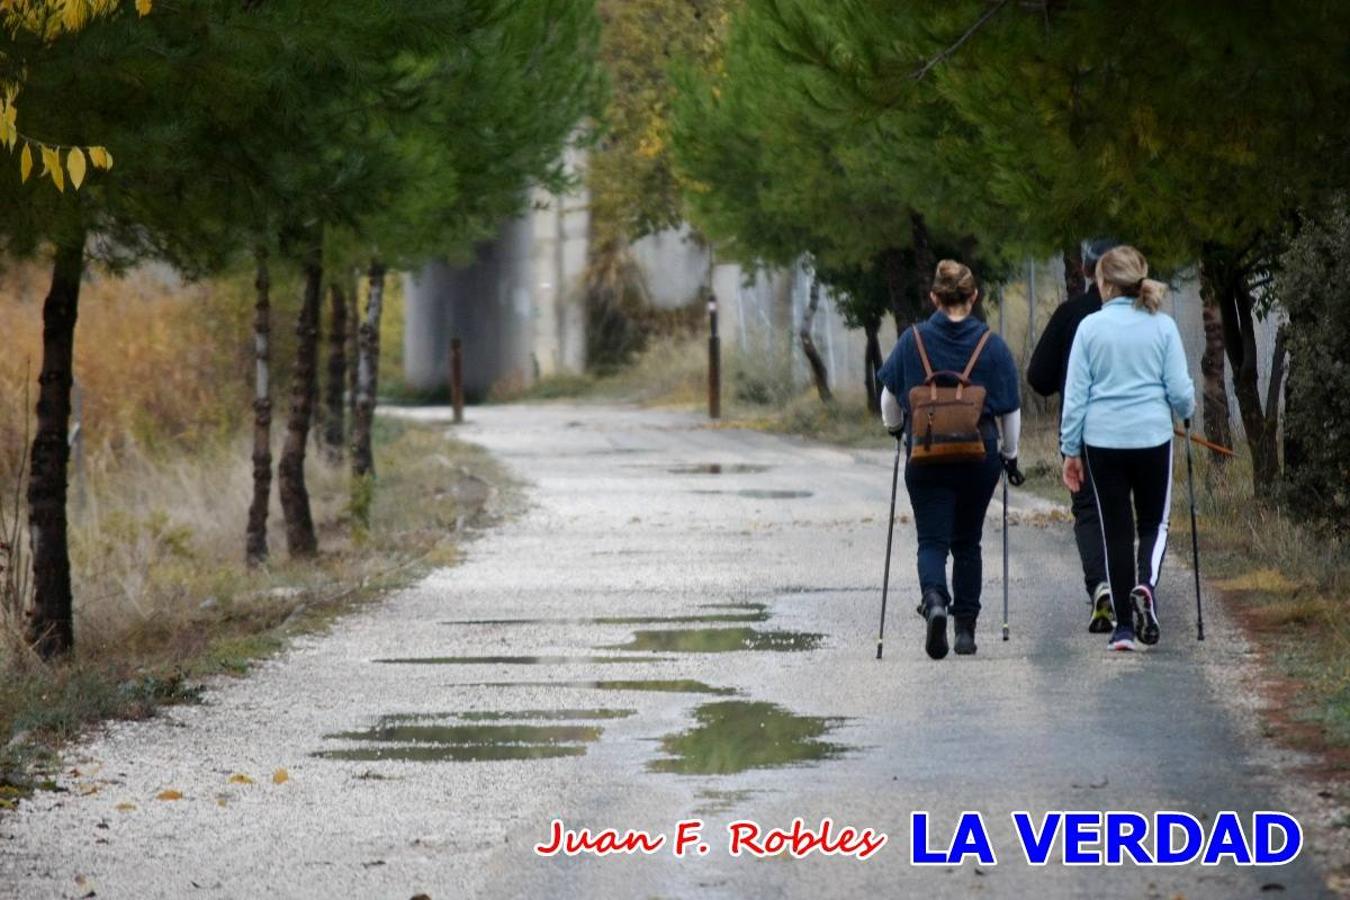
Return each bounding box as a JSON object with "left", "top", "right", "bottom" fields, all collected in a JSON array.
[
  {"left": 0, "top": 0, "right": 151, "bottom": 42},
  {"left": 1, "top": 0, "right": 148, "bottom": 190},
  {"left": 17, "top": 143, "right": 113, "bottom": 191}
]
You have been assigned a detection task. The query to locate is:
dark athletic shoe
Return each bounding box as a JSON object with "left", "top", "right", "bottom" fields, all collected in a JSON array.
[
  {"left": 1132, "top": 585, "right": 1160, "bottom": 645},
  {"left": 1088, "top": 582, "right": 1114, "bottom": 634},
  {"left": 918, "top": 590, "right": 949, "bottom": 660},
  {"left": 1107, "top": 624, "right": 1137, "bottom": 652},
  {"left": 954, "top": 622, "right": 977, "bottom": 656}
]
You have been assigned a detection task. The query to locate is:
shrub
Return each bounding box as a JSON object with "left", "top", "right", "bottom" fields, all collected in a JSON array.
[{"left": 1279, "top": 200, "right": 1350, "bottom": 533}]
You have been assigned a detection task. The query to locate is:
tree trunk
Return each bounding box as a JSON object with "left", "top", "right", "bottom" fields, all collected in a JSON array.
[
  {"left": 278, "top": 248, "right": 322, "bottom": 558},
  {"left": 1025, "top": 258, "right": 1038, "bottom": 365},
  {"left": 322, "top": 282, "right": 348, "bottom": 462},
  {"left": 863, "top": 319, "right": 882, "bottom": 417},
  {"left": 346, "top": 271, "right": 359, "bottom": 428},
  {"left": 25, "top": 236, "right": 84, "bottom": 658},
  {"left": 351, "top": 260, "right": 386, "bottom": 525},
  {"left": 799, "top": 278, "right": 832, "bottom": 403},
  {"left": 245, "top": 251, "right": 273, "bottom": 566},
  {"left": 1206, "top": 248, "right": 1279, "bottom": 493},
  {"left": 909, "top": 212, "right": 936, "bottom": 290},
  {"left": 1063, "top": 244, "right": 1085, "bottom": 298},
  {"left": 881, "top": 246, "right": 908, "bottom": 332},
  {"left": 1197, "top": 260, "right": 1234, "bottom": 461}
]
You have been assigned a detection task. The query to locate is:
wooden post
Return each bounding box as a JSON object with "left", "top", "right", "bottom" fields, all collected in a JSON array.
[
  {"left": 708, "top": 294, "right": 721, "bottom": 420},
  {"left": 451, "top": 337, "right": 464, "bottom": 425}
]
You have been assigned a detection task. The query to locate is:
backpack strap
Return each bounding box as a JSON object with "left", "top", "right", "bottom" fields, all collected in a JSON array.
[
  {"left": 961, "top": 329, "right": 994, "bottom": 380},
  {"left": 911, "top": 324, "right": 934, "bottom": 378}
]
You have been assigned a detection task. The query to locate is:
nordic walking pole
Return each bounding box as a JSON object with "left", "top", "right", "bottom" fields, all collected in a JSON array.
[
  {"left": 1184, "top": 419, "right": 1205, "bottom": 641},
  {"left": 876, "top": 435, "right": 902, "bottom": 660},
  {"left": 1002, "top": 470, "right": 1010, "bottom": 641}
]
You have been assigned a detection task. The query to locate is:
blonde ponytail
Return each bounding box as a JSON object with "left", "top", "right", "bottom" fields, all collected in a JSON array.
[
  {"left": 1096, "top": 245, "right": 1165, "bottom": 313},
  {"left": 1137, "top": 278, "right": 1166, "bottom": 313}
]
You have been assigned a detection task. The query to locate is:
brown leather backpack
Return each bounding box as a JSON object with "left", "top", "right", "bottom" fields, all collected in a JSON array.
[{"left": 907, "top": 325, "right": 993, "bottom": 464}]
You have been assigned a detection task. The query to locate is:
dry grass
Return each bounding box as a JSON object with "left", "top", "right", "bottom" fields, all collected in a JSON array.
[{"left": 0, "top": 260, "right": 498, "bottom": 802}]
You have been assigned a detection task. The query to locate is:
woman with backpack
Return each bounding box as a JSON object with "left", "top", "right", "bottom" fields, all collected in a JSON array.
[
  {"left": 1060, "top": 245, "right": 1195, "bottom": 652},
  {"left": 879, "top": 260, "right": 1023, "bottom": 660}
]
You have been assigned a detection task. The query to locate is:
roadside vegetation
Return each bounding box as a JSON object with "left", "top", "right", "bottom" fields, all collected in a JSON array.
[{"left": 0, "top": 262, "right": 508, "bottom": 808}]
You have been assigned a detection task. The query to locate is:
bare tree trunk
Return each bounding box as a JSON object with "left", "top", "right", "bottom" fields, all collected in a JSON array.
[
  {"left": 26, "top": 234, "right": 84, "bottom": 659},
  {"left": 351, "top": 260, "right": 386, "bottom": 525},
  {"left": 1197, "top": 263, "right": 1234, "bottom": 461},
  {"left": 1063, "top": 244, "right": 1085, "bottom": 298},
  {"left": 863, "top": 319, "right": 882, "bottom": 417},
  {"left": 346, "top": 271, "right": 359, "bottom": 428},
  {"left": 910, "top": 212, "right": 936, "bottom": 289},
  {"left": 799, "top": 278, "right": 832, "bottom": 403},
  {"left": 322, "top": 282, "right": 348, "bottom": 462},
  {"left": 278, "top": 247, "right": 322, "bottom": 558},
  {"left": 1206, "top": 248, "right": 1279, "bottom": 493},
  {"left": 245, "top": 251, "right": 273, "bottom": 566}
]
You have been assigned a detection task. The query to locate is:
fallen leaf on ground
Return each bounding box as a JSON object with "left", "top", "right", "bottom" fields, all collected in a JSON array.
[
  {"left": 155, "top": 789, "right": 183, "bottom": 801},
  {"left": 114, "top": 802, "right": 137, "bottom": 812},
  {"left": 272, "top": 769, "right": 289, "bottom": 785},
  {"left": 228, "top": 773, "right": 255, "bottom": 785}
]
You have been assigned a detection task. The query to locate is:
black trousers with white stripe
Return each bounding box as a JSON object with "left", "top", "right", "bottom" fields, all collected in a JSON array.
[{"left": 1083, "top": 441, "right": 1173, "bottom": 628}]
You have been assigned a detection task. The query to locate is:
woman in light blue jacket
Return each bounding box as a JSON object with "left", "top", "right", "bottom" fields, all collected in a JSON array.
[{"left": 1060, "top": 245, "right": 1195, "bottom": 651}]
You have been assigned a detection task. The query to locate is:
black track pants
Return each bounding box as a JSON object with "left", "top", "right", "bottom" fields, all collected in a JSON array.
[
  {"left": 1082, "top": 441, "right": 1173, "bottom": 627},
  {"left": 1069, "top": 471, "right": 1107, "bottom": 599}
]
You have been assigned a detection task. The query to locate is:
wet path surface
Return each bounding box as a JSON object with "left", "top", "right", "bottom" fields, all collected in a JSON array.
[{"left": 1, "top": 404, "right": 1332, "bottom": 898}]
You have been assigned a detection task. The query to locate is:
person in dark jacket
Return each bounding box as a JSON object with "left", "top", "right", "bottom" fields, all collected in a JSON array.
[
  {"left": 1026, "top": 238, "right": 1119, "bottom": 634},
  {"left": 879, "top": 260, "right": 1022, "bottom": 660}
]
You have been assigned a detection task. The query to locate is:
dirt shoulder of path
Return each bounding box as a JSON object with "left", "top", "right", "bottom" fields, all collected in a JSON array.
[{"left": 0, "top": 415, "right": 515, "bottom": 812}]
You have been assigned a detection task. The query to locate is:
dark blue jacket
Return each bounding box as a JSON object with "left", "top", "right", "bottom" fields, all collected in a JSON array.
[{"left": 878, "top": 311, "right": 1021, "bottom": 440}]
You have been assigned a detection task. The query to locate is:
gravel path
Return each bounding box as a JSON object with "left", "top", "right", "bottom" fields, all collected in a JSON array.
[{"left": 0, "top": 403, "right": 1335, "bottom": 898}]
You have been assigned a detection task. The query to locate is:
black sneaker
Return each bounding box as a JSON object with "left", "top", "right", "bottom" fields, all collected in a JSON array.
[
  {"left": 1088, "top": 582, "right": 1114, "bottom": 634},
  {"left": 954, "top": 621, "right": 977, "bottom": 656},
  {"left": 1132, "top": 585, "right": 1160, "bottom": 645},
  {"left": 917, "top": 590, "right": 949, "bottom": 660}
]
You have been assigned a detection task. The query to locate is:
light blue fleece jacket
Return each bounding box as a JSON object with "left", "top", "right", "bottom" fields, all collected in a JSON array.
[{"left": 1060, "top": 297, "right": 1196, "bottom": 456}]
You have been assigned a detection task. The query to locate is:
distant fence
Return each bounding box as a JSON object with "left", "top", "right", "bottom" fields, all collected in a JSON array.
[{"left": 721, "top": 256, "right": 1280, "bottom": 438}]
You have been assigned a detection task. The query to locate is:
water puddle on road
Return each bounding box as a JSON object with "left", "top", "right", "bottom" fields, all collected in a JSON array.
[
  {"left": 648, "top": 701, "right": 849, "bottom": 775},
  {"left": 666, "top": 463, "right": 772, "bottom": 475},
  {"left": 316, "top": 745, "right": 588, "bottom": 763},
  {"left": 315, "top": 715, "right": 607, "bottom": 764},
  {"left": 694, "top": 788, "right": 759, "bottom": 816},
  {"left": 689, "top": 489, "right": 814, "bottom": 500},
  {"left": 441, "top": 611, "right": 769, "bottom": 627},
  {"left": 374, "top": 655, "right": 673, "bottom": 666},
  {"left": 603, "top": 627, "right": 823, "bottom": 653},
  {"left": 466, "top": 679, "right": 738, "bottom": 695},
  {"left": 380, "top": 708, "right": 636, "bottom": 724}
]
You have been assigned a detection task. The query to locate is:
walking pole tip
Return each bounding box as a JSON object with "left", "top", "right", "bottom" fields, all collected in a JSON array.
[{"left": 875, "top": 640, "right": 884, "bottom": 660}]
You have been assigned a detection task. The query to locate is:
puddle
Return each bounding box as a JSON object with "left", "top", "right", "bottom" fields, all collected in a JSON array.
[
  {"left": 694, "top": 788, "right": 759, "bottom": 816},
  {"left": 375, "top": 655, "right": 673, "bottom": 665},
  {"left": 441, "top": 611, "right": 769, "bottom": 627},
  {"left": 649, "top": 701, "right": 849, "bottom": 775},
  {"left": 604, "top": 627, "right": 823, "bottom": 653},
  {"left": 666, "top": 464, "right": 772, "bottom": 475},
  {"left": 689, "top": 489, "right": 813, "bottom": 500},
  {"left": 468, "top": 679, "right": 738, "bottom": 695},
  {"left": 458, "top": 708, "right": 634, "bottom": 721},
  {"left": 328, "top": 723, "right": 603, "bottom": 745},
  {"left": 315, "top": 720, "right": 603, "bottom": 764},
  {"left": 315, "top": 744, "right": 588, "bottom": 763},
  {"left": 379, "top": 708, "right": 635, "bottom": 724}
]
